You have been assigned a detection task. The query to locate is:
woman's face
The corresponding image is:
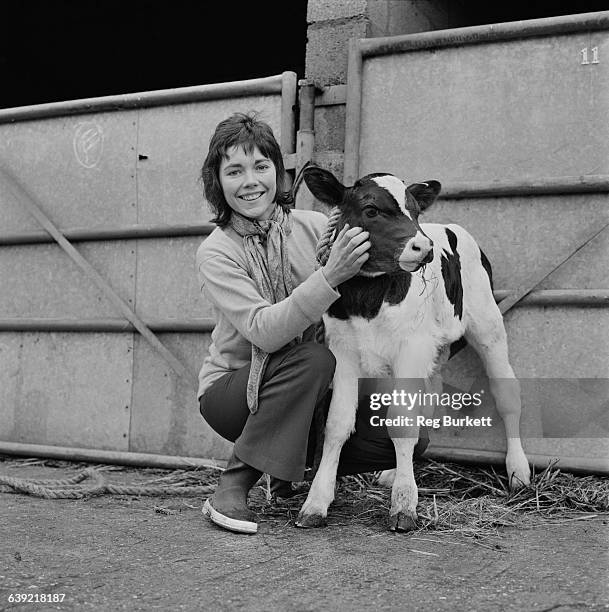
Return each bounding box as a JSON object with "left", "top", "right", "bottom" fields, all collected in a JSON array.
[{"left": 219, "top": 145, "right": 277, "bottom": 221}]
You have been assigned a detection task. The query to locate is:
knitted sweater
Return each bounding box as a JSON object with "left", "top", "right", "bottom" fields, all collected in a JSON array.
[{"left": 196, "top": 208, "right": 340, "bottom": 399}]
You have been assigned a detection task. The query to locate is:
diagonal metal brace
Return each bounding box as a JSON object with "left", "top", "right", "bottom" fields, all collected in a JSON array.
[
  {"left": 450, "top": 216, "right": 609, "bottom": 363},
  {"left": 1, "top": 168, "right": 198, "bottom": 388},
  {"left": 497, "top": 219, "right": 609, "bottom": 314}
]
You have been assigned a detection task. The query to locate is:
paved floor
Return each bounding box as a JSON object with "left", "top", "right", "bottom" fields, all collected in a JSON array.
[{"left": 1, "top": 463, "right": 608, "bottom": 611}]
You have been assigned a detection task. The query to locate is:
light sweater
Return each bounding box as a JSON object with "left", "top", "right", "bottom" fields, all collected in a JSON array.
[{"left": 196, "top": 208, "right": 340, "bottom": 399}]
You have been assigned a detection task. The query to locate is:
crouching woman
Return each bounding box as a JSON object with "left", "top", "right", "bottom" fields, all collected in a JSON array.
[{"left": 197, "top": 112, "right": 405, "bottom": 535}]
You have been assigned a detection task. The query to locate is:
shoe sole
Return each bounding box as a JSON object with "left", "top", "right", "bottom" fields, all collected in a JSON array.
[{"left": 202, "top": 499, "right": 258, "bottom": 534}]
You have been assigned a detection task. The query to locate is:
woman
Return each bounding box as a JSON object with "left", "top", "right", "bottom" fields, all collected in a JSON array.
[{"left": 197, "top": 113, "right": 409, "bottom": 535}]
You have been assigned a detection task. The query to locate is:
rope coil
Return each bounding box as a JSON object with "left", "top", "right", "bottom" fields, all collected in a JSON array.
[
  {"left": 312, "top": 206, "right": 342, "bottom": 348},
  {"left": 315, "top": 207, "right": 342, "bottom": 268},
  {"left": 290, "top": 160, "right": 342, "bottom": 269},
  {"left": 0, "top": 467, "right": 215, "bottom": 499}
]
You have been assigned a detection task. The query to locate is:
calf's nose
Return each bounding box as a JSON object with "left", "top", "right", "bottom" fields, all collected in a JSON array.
[{"left": 408, "top": 234, "right": 433, "bottom": 255}]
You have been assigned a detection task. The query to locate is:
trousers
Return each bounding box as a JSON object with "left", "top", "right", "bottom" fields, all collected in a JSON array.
[{"left": 199, "top": 342, "right": 425, "bottom": 482}]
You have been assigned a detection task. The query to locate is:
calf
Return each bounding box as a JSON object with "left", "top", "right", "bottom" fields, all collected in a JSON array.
[{"left": 296, "top": 166, "right": 530, "bottom": 531}]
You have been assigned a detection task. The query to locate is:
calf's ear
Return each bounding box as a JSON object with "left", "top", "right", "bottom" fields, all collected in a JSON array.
[
  {"left": 406, "top": 180, "right": 441, "bottom": 211},
  {"left": 303, "top": 166, "right": 346, "bottom": 207}
]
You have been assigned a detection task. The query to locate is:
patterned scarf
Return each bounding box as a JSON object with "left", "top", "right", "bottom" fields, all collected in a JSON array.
[{"left": 230, "top": 206, "right": 298, "bottom": 413}]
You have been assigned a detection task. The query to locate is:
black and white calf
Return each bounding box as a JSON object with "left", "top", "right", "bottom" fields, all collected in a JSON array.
[{"left": 296, "top": 166, "right": 530, "bottom": 531}]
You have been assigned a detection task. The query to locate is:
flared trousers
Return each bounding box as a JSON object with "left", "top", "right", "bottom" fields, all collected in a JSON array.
[{"left": 200, "top": 342, "right": 425, "bottom": 482}]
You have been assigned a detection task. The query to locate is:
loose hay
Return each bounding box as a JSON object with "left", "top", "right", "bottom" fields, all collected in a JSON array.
[
  {"left": 252, "top": 459, "right": 609, "bottom": 537},
  {"left": 2, "top": 455, "right": 607, "bottom": 538}
]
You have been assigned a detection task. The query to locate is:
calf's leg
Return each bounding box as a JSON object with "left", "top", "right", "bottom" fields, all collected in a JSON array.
[
  {"left": 296, "top": 353, "right": 361, "bottom": 528},
  {"left": 377, "top": 366, "right": 442, "bottom": 489},
  {"left": 465, "top": 320, "right": 530, "bottom": 488},
  {"left": 389, "top": 436, "right": 420, "bottom": 531},
  {"left": 386, "top": 342, "right": 439, "bottom": 531},
  {"left": 376, "top": 468, "right": 395, "bottom": 487}
]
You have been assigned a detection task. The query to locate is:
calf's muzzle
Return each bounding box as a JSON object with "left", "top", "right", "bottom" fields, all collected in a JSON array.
[{"left": 398, "top": 233, "right": 434, "bottom": 271}]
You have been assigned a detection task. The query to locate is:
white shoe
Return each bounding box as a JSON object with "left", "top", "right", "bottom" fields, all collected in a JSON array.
[{"left": 202, "top": 498, "right": 258, "bottom": 534}]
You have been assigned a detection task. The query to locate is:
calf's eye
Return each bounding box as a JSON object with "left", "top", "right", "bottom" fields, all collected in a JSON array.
[{"left": 364, "top": 207, "right": 379, "bottom": 218}]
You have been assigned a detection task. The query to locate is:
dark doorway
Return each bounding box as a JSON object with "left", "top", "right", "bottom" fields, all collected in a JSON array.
[
  {"left": 460, "top": 1, "right": 609, "bottom": 26},
  {"left": 0, "top": 0, "right": 308, "bottom": 109}
]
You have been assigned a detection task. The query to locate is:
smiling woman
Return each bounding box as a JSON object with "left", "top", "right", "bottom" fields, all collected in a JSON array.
[
  {"left": 200, "top": 113, "right": 294, "bottom": 228},
  {"left": 219, "top": 147, "right": 277, "bottom": 221}
]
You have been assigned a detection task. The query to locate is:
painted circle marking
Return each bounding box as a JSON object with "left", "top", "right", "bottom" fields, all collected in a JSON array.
[{"left": 73, "top": 122, "right": 104, "bottom": 168}]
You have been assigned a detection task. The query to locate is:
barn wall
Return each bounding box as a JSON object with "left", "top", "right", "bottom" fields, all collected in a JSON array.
[
  {"left": 3, "top": 1, "right": 607, "bottom": 473},
  {"left": 0, "top": 75, "right": 297, "bottom": 463},
  {"left": 305, "top": 0, "right": 468, "bottom": 189},
  {"left": 333, "top": 13, "right": 609, "bottom": 472}
]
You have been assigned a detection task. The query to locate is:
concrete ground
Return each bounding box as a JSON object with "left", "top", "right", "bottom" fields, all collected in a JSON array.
[{"left": 1, "top": 461, "right": 608, "bottom": 612}]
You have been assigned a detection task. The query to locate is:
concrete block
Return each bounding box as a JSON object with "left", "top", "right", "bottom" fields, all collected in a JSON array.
[
  {"left": 0, "top": 332, "right": 133, "bottom": 450},
  {"left": 359, "top": 32, "right": 609, "bottom": 184},
  {"left": 368, "top": 0, "right": 468, "bottom": 37},
  {"left": 130, "top": 332, "right": 232, "bottom": 460},
  {"left": 308, "top": 0, "right": 367, "bottom": 22},
  {"left": 0, "top": 113, "right": 137, "bottom": 233},
  {"left": 313, "top": 150, "right": 344, "bottom": 181},
  {"left": 313, "top": 105, "right": 346, "bottom": 151},
  {"left": 306, "top": 19, "right": 368, "bottom": 86},
  {"left": 0, "top": 241, "right": 136, "bottom": 319}
]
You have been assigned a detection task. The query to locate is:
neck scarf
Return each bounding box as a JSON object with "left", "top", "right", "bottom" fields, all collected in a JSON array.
[{"left": 230, "top": 205, "right": 297, "bottom": 413}]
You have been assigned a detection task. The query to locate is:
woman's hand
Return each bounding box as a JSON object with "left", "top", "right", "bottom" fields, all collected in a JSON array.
[{"left": 321, "top": 224, "right": 371, "bottom": 288}]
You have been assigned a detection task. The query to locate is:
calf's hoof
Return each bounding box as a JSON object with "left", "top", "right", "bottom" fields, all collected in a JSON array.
[
  {"left": 508, "top": 469, "right": 531, "bottom": 490},
  {"left": 376, "top": 469, "right": 395, "bottom": 488},
  {"left": 388, "top": 511, "right": 417, "bottom": 533},
  {"left": 507, "top": 455, "right": 531, "bottom": 490},
  {"left": 295, "top": 512, "right": 327, "bottom": 529}
]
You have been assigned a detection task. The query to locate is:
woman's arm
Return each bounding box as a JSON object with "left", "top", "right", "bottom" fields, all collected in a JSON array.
[{"left": 199, "top": 253, "right": 339, "bottom": 353}]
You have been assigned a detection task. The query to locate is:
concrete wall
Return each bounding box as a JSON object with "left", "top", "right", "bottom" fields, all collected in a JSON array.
[
  {"left": 305, "top": 0, "right": 468, "bottom": 185},
  {"left": 303, "top": 9, "right": 609, "bottom": 472},
  {"left": 0, "top": 78, "right": 295, "bottom": 462}
]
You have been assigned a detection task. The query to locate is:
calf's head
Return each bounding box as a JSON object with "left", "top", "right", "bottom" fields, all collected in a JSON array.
[{"left": 304, "top": 166, "right": 441, "bottom": 274}]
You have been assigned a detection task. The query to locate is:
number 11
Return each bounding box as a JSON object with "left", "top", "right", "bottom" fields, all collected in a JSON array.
[{"left": 581, "top": 46, "right": 600, "bottom": 65}]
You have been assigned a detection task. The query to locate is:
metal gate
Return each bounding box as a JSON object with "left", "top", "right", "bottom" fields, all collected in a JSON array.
[
  {"left": 0, "top": 73, "right": 297, "bottom": 462},
  {"left": 343, "top": 12, "right": 609, "bottom": 473}
]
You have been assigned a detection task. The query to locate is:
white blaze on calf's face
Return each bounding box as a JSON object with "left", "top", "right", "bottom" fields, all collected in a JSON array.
[{"left": 371, "top": 175, "right": 412, "bottom": 219}]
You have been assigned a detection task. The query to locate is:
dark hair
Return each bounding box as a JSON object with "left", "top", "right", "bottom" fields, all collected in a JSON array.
[{"left": 201, "top": 112, "right": 293, "bottom": 227}]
